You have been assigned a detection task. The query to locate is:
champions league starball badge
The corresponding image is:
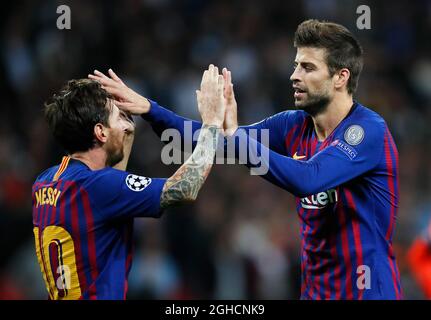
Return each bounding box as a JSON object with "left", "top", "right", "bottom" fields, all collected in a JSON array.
[
  {"left": 344, "top": 125, "right": 365, "bottom": 146},
  {"left": 125, "top": 174, "right": 152, "bottom": 192}
]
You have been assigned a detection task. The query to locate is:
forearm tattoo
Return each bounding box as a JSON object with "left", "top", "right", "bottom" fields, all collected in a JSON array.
[{"left": 160, "top": 124, "right": 220, "bottom": 208}]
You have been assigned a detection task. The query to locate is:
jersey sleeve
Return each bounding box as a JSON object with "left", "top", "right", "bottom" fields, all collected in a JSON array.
[
  {"left": 235, "top": 111, "right": 292, "bottom": 154},
  {"left": 142, "top": 99, "right": 202, "bottom": 151},
  {"left": 231, "top": 120, "right": 386, "bottom": 197},
  {"left": 85, "top": 168, "right": 167, "bottom": 220},
  {"left": 143, "top": 99, "right": 293, "bottom": 155}
]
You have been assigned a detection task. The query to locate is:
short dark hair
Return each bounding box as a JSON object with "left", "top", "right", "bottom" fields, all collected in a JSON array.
[
  {"left": 294, "top": 19, "right": 363, "bottom": 94},
  {"left": 44, "top": 79, "right": 113, "bottom": 154}
]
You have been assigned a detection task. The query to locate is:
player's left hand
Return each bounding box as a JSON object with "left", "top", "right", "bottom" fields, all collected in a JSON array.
[
  {"left": 222, "top": 67, "right": 238, "bottom": 136},
  {"left": 88, "top": 69, "right": 151, "bottom": 115}
]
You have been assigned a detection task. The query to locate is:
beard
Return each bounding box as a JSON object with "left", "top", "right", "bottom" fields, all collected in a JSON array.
[
  {"left": 105, "top": 138, "right": 124, "bottom": 167},
  {"left": 295, "top": 91, "right": 331, "bottom": 117},
  {"left": 106, "top": 148, "right": 124, "bottom": 167}
]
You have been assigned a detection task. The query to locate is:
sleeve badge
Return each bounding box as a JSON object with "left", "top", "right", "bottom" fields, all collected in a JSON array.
[{"left": 125, "top": 174, "right": 152, "bottom": 192}]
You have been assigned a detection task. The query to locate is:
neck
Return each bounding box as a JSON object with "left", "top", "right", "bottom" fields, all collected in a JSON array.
[
  {"left": 312, "top": 94, "right": 354, "bottom": 141},
  {"left": 70, "top": 147, "right": 107, "bottom": 170}
]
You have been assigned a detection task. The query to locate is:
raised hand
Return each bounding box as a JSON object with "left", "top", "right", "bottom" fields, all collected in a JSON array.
[
  {"left": 88, "top": 69, "right": 151, "bottom": 115},
  {"left": 222, "top": 67, "right": 238, "bottom": 136},
  {"left": 196, "top": 64, "right": 225, "bottom": 128},
  {"left": 161, "top": 64, "right": 225, "bottom": 208}
]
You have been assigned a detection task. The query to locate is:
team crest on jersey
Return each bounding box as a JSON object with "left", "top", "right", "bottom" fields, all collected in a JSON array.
[
  {"left": 125, "top": 174, "right": 152, "bottom": 192},
  {"left": 344, "top": 125, "right": 364, "bottom": 145}
]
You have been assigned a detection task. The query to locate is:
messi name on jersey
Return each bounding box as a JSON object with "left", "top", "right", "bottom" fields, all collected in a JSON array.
[{"left": 34, "top": 187, "right": 62, "bottom": 208}]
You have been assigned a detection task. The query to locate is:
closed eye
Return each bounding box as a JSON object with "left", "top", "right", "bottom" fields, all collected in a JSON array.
[
  {"left": 294, "top": 62, "right": 316, "bottom": 72},
  {"left": 119, "top": 110, "right": 128, "bottom": 120}
]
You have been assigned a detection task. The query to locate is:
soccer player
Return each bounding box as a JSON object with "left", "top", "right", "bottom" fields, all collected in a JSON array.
[
  {"left": 407, "top": 219, "right": 431, "bottom": 299},
  {"left": 91, "top": 20, "right": 402, "bottom": 299},
  {"left": 32, "top": 66, "right": 226, "bottom": 299}
]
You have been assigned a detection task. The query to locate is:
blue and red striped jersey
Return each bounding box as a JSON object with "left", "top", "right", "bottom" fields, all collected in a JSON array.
[
  {"left": 144, "top": 100, "right": 402, "bottom": 299},
  {"left": 32, "top": 156, "right": 166, "bottom": 299}
]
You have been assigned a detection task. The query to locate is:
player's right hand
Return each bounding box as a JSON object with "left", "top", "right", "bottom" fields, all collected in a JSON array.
[
  {"left": 88, "top": 69, "right": 151, "bottom": 115},
  {"left": 196, "top": 64, "right": 225, "bottom": 128}
]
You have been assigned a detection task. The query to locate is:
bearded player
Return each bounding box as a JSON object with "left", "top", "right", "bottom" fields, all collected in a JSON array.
[
  {"left": 32, "top": 66, "right": 225, "bottom": 299},
  {"left": 91, "top": 20, "right": 402, "bottom": 300}
]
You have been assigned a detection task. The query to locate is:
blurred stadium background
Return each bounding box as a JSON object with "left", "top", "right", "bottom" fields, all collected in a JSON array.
[{"left": 0, "top": 0, "right": 430, "bottom": 299}]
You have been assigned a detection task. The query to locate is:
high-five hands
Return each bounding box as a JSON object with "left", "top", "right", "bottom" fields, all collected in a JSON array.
[
  {"left": 196, "top": 65, "right": 238, "bottom": 134},
  {"left": 196, "top": 64, "right": 225, "bottom": 128},
  {"left": 221, "top": 67, "right": 238, "bottom": 136},
  {"left": 197, "top": 65, "right": 238, "bottom": 135}
]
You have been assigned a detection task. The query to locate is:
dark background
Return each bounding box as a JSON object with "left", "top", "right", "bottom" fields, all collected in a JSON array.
[{"left": 0, "top": 0, "right": 430, "bottom": 299}]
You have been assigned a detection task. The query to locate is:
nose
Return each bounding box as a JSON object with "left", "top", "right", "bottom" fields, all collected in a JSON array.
[
  {"left": 290, "top": 65, "right": 300, "bottom": 82},
  {"left": 125, "top": 123, "right": 134, "bottom": 133},
  {"left": 124, "top": 123, "right": 132, "bottom": 133}
]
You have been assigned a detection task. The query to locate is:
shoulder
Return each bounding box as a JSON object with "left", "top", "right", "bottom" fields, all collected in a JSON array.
[
  {"left": 338, "top": 103, "right": 387, "bottom": 144},
  {"left": 78, "top": 168, "right": 129, "bottom": 208},
  {"left": 83, "top": 167, "right": 127, "bottom": 190},
  {"left": 33, "top": 165, "right": 59, "bottom": 185},
  {"left": 349, "top": 103, "right": 386, "bottom": 128},
  {"left": 264, "top": 109, "right": 309, "bottom": 128},
  {"left": 283, "top": 109, "right": 309, "bottom": 125}
]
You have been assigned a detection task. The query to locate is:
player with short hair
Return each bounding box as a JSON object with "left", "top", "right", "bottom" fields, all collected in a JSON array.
[
  {"left": 92, "top": 20, "right": 402, "bottom": 299},
  {"left": 32, "top": 65, "right": 225, "bottom": 299}
]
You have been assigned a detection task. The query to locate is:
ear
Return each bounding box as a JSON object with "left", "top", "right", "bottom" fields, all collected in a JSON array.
[
  {"left": 94, "top": 123, "right": 109, "bottom": 144},
  {"left": 334, "top": 68, "right": 350, "bottom": 92}
]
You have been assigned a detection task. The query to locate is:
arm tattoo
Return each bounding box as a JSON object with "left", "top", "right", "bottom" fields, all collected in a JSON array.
[{"left": 160, "top": 124, "right": 220, "bottom": 208}]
